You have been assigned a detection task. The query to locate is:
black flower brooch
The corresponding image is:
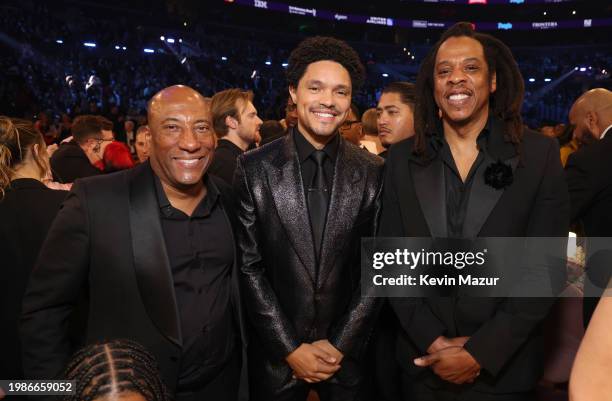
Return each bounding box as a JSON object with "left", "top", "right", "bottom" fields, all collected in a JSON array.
[{"left": 484, "top": 160, "right": 513, "bottom": 190}]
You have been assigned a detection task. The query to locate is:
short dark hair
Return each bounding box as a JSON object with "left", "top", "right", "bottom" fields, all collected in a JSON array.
[
  {"left": 382, "top": 82, "right": 416, "bottom": 110},
  {"left": 71, "top": 115, "right": 113, "bottom": 144},
  {"left": 350, "top": 103, "right": 361, "bottom": 120},
  {"left": 414, "top": 22, "right": 524, "bottom": 157},
  {"left": 287, "top": 36, "right": 365, "bottom": 91}
]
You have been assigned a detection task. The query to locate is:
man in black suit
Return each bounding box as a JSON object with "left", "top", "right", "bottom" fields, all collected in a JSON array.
[
  {"left": 209, "top": 89, "right": 262, "bottom": 185},
  {"left": 50, "top": 115, "right": 114, "bottom": 183},
  {"left": 565, "top": 88, "right": 612, "bottom": 327},
  {"left": 379, "top": 23, "right": 569, "bottom": 400},
  {"left": 234, "top": 36, "right": 384, "bottom": 400},
  {"left": 21, "top": 85, "right": 246, "bottom": 401}
]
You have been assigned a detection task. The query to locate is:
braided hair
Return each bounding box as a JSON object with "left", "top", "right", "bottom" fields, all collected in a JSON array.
[{"left": 63, "top": 339, "right": 171, "bottom": 401}]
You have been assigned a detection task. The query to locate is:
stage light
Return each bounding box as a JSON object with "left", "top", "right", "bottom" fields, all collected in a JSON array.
[
  {"left": 528, "top": 78, "right": 536, "bottom": 82},
  {"left": 56, "top": 39, "right": 63, "bottom": 44},
  {"left": 579, "top": 67, "right": 587, "bottom": 72},
  {"left": 221, "top": 56, "right": 228, "bottom": 61},
  {"left": 282, "top": 63, "right": 288, "bottom": 68},
  {"left": 179, "top": 39, "right": 183, "bottom": 43},
  {"left": 265, "top": 61, "right": 272, "bottom": 66},
  {"left": 382, "top": 73, "right": 389, "bottom": 77},
  {"left": 181, "top": 57, "right": 187, "bottom": 64},
  {"left": 166, "top": 38, "right": 175, "bottom": 43},
  {"left": 83, "top": 42, "right": 96, "bottom": 48},
  {"left": 251, "top": 70, "right": 257, "bottom": 79},
  {"left": 572, "top": 10, "right": 576, "bottom": 15},
  {"left": 544, "top": 78, "right": 552, "bottom": 82},
  {"left": 574, "top": 67, "right": 579, "bottom": 70},
  {"left": 403, "top": 47, "right": 406, "bottom": 51},
  {"left": 144, "top": 48, "right": 155, "bottom": 53},
  {"left": 160, "top": 36, "right": 165, "bottom": 41},
  {"left": 411, "top": 56, "right": 415, "bottom": 60},
  {"left": 184, "top": 21, "right": 187, "bottom": 26},
  {"left": 115, "top": 45, "right": 120, "bottom": 50},
  {"left": 543, "top": 11, "right": 547, "bottom": 16},
  {"left": 122, "top": 46, "right": 127, "bottom": 50}
]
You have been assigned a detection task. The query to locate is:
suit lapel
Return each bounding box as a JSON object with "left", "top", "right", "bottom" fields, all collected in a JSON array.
[
  {"left": 268, "top": 135, "right": 317, "bottom": 283},
  {"left": 318, "top": 140, "right": 364, "bottom": 287},
  {"left": 410, "top": 157, "right": 447, "bottom": 238},
  {"left": 129, "top": 162, "right": 181, "bottom": 347},
  {"left": 462, "top": 120, "right": 520, "bottom": 238}
]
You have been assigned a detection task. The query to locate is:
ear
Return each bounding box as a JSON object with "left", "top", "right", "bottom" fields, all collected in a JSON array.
[
  {"left": 225, "top": 115, "right": 238, "bottom": 130},
  {"left": 585, "top": 111, "right": 599, "bottom": 137},
  {"left": 288, "top": 86, "right": 297, "bottom": 105},
  {"left": 490, "top": 71, "right": 497, "bottom": 94}
]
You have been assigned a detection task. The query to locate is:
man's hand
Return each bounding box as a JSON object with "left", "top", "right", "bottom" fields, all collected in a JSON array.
[
  {"left": 312, "top": 339, "right": 344, "bottom": 365},
  {"left": 427, "top": 336, "right": 470, "bottom": 354},
  {"left": 286, "top": 343, "right": 340, "bottom": 383},
  {"left": 415, "top": 346, "right": 481, "bottom": 385}
]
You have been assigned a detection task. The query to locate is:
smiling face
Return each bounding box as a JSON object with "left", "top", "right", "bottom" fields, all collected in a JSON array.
[
  {"left": 148, "top": 86, "right": 215, "bottom": 191},
  {"left": 433, "top": 36, "right": 496, "bottom": 129},
  {"left": 289, "top": 60, "right": 352, "bottom": 145}
]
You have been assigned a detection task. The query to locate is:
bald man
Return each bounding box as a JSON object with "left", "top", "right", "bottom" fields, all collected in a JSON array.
[
  {"left": 569, "top": 88, "right": 612, "bottom": 146},
  {"left": 565, "top": 88, "right": 612, "bottom": 327},
  {"left": 21, "top": 85, "right": 246, "bottom": 401}
]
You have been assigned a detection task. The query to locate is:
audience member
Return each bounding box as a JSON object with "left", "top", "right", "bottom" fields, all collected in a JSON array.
[
  {"left": 0, "top": 116, "right": 68, "bottom": 381},
  {"left": 360, "top": 108, "right": 384, "bottom": 154},
  {"left": 210, "top": 89, "right": 262, "bottom": 184},
  {"left": 50, "top": 115, "right": 114, "bottom": 183},
  {"left": 63, "top": 339, "right": 171, "bottom": 401},
  {"left": 134, "top": 125, "right": 151, "bottom": 163},
  {"left": 103, "top": 141, "right": 135, "bottom": 173},
  {"left": 376, "top": 82, "right": 416, "bottom": 158},
  {"left": 338, "top": 103, "right": 363, "bottom": 146}
]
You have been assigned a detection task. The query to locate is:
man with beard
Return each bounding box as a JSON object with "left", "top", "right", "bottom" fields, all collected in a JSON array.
[
  {"left": 376, "top": 82, "right": 416, "bottom": 158},
  {"left": 21, "top": 85, "right": 246, "bottom": 401},
  {"left": 210, "top": 89, "right": 262, "bottom": 185},
  {"left": 234, "top": 36, "right": 384, "bottom": 400},
  {"left": 379, "top": 23, "right": 569, "bottom": 400},
  {"left": 565, "top": 88, "right": 612, "bottom": 327}
]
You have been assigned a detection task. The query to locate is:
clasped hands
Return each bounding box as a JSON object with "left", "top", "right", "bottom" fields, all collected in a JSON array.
[
  {"left": 286, "top": 340, "right": 343, "bottom": 383},
  {"left": 414, "top": 336, "right": 481, "bottom": 385}
]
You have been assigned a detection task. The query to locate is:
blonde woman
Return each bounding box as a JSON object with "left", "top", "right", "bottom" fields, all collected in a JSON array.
[{"left": 0, "top": 116, "right": 69, "bottom": 381}]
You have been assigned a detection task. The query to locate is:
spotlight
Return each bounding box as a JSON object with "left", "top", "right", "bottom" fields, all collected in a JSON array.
[
  {"left": 83, "top": 42, "right": 96, "bottom": 47},
  {"left": 184, "top": 21, "right": 187, "bottom": 26},
  {"left": 179, "top": 39, "right": 183, "bottom": 43},
  {"left": 160, "top": 36, "right": 165, "bottom": 41},
  {"left": 265, "top": 61, "right": 272, "bottom": 66},
  {"left": 56, "top": 39, "right": 63, "bottom": 44},
  {"left": 166, "top": 38, "right": 175, "bottom": 43},
  {"left": 251, "top": 70, "right": 257, "bottom": 79},
  {"left": 122, "top": 46, "right": 127, "bottom": 50},
  {"left": 144, "top": 48, "right": 155, "bottom": 53},
  {"left": 544, "top": 78, "right": 552, "bottom": 82},
  {"left": 543, "top": 11, "right": 547, "bottom": 16},
  {"left": 579, "top": 67, "right": 587, "bottom": 72},
  {"left": 411, "top": 56, "right": 415, "bottom": 60},
  {"left": 282, "top": 62, "right": 288, "bottom": 68},
  {"left": 528, "top": 78, "right": 536, "bottom": 82},
  {"left": 115, "top": 45, "right": 120, "bottom": 50},
  {"left": 382, "top": 73, "right": 389, "bottom": 77},
  {"left": 221, "top": 56, "right": 228, "bottom": 61},
  {"left": 181, "top": 57, "right": 187, "bottom": 64},
  {"left": 572, "top": 10, "right": 576, "bottom": 15}
]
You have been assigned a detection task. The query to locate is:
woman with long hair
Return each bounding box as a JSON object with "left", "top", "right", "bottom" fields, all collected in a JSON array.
[{"left": 0, "top": 116, "right": 69, "bottom": 380}]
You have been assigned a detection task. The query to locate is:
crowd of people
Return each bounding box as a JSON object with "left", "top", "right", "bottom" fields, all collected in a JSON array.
[{"left": 1, "top": 1, "right": 612, "bottom": 401}]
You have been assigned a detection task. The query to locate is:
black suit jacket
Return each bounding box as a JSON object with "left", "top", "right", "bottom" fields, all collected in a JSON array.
[
  {"left": 565, "top": 133, "right": 612, "bottom": 236},
  {"left": 20, "top": 163, "right": 247, "bottom": 396},
  {"left": 234, "top": 133, "right": 384, "bottom": 393},
  {"left": 50, "top": 141, "right": 101, "bottom": 183},
  {"left": 379, "top": 122, "right": 569, "bottom": 394},
  {"left": 210, "top": 139, "right": 244, "bottom": 185},
  {"left": 0, "top": 179, "right": 67, "bottom": 379}
]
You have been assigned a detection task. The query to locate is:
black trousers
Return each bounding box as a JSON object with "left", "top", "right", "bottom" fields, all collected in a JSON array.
[
  {"left": 176, "top": 350, "right": 241, "bottom": 401},
  {"left": 252, "top": 381, "right": 362, "bottom": 401},
  {"left": 402, "top": 376, "right": 535, "bottom": 401}
]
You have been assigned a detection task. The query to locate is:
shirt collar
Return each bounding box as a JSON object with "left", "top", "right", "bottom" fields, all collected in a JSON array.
[
  {"left": 601, "top": 124, "right": 612, "bottom": 140},
  {"left": 154, "top": 173, "right": 219, "bottom": 218},
  {"left": 293, "top": 127, "right": 339, "bottom": 163}
]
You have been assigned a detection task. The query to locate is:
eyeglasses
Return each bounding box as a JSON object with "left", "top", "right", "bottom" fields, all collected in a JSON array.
[{"left": 340, "top": 120, "right": 361, "bottom": 129}]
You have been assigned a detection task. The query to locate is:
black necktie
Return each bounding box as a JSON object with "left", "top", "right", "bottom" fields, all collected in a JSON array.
[{"left": 308, "top": 150, "right": 329, "bottom": 261}]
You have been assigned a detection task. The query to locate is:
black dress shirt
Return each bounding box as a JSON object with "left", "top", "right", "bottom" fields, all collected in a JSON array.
[
  {"left": 439, "top": 124, "right": 489, "bottom": 238},
  {"left": 154, "top": 175, "right": 236, "bottom": 391},
  {"left": 209, "top": 138, "right": 244, "bottom": 185},
  {"left": 293, "top": 128, "right": 339, "bottom": 196}
]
